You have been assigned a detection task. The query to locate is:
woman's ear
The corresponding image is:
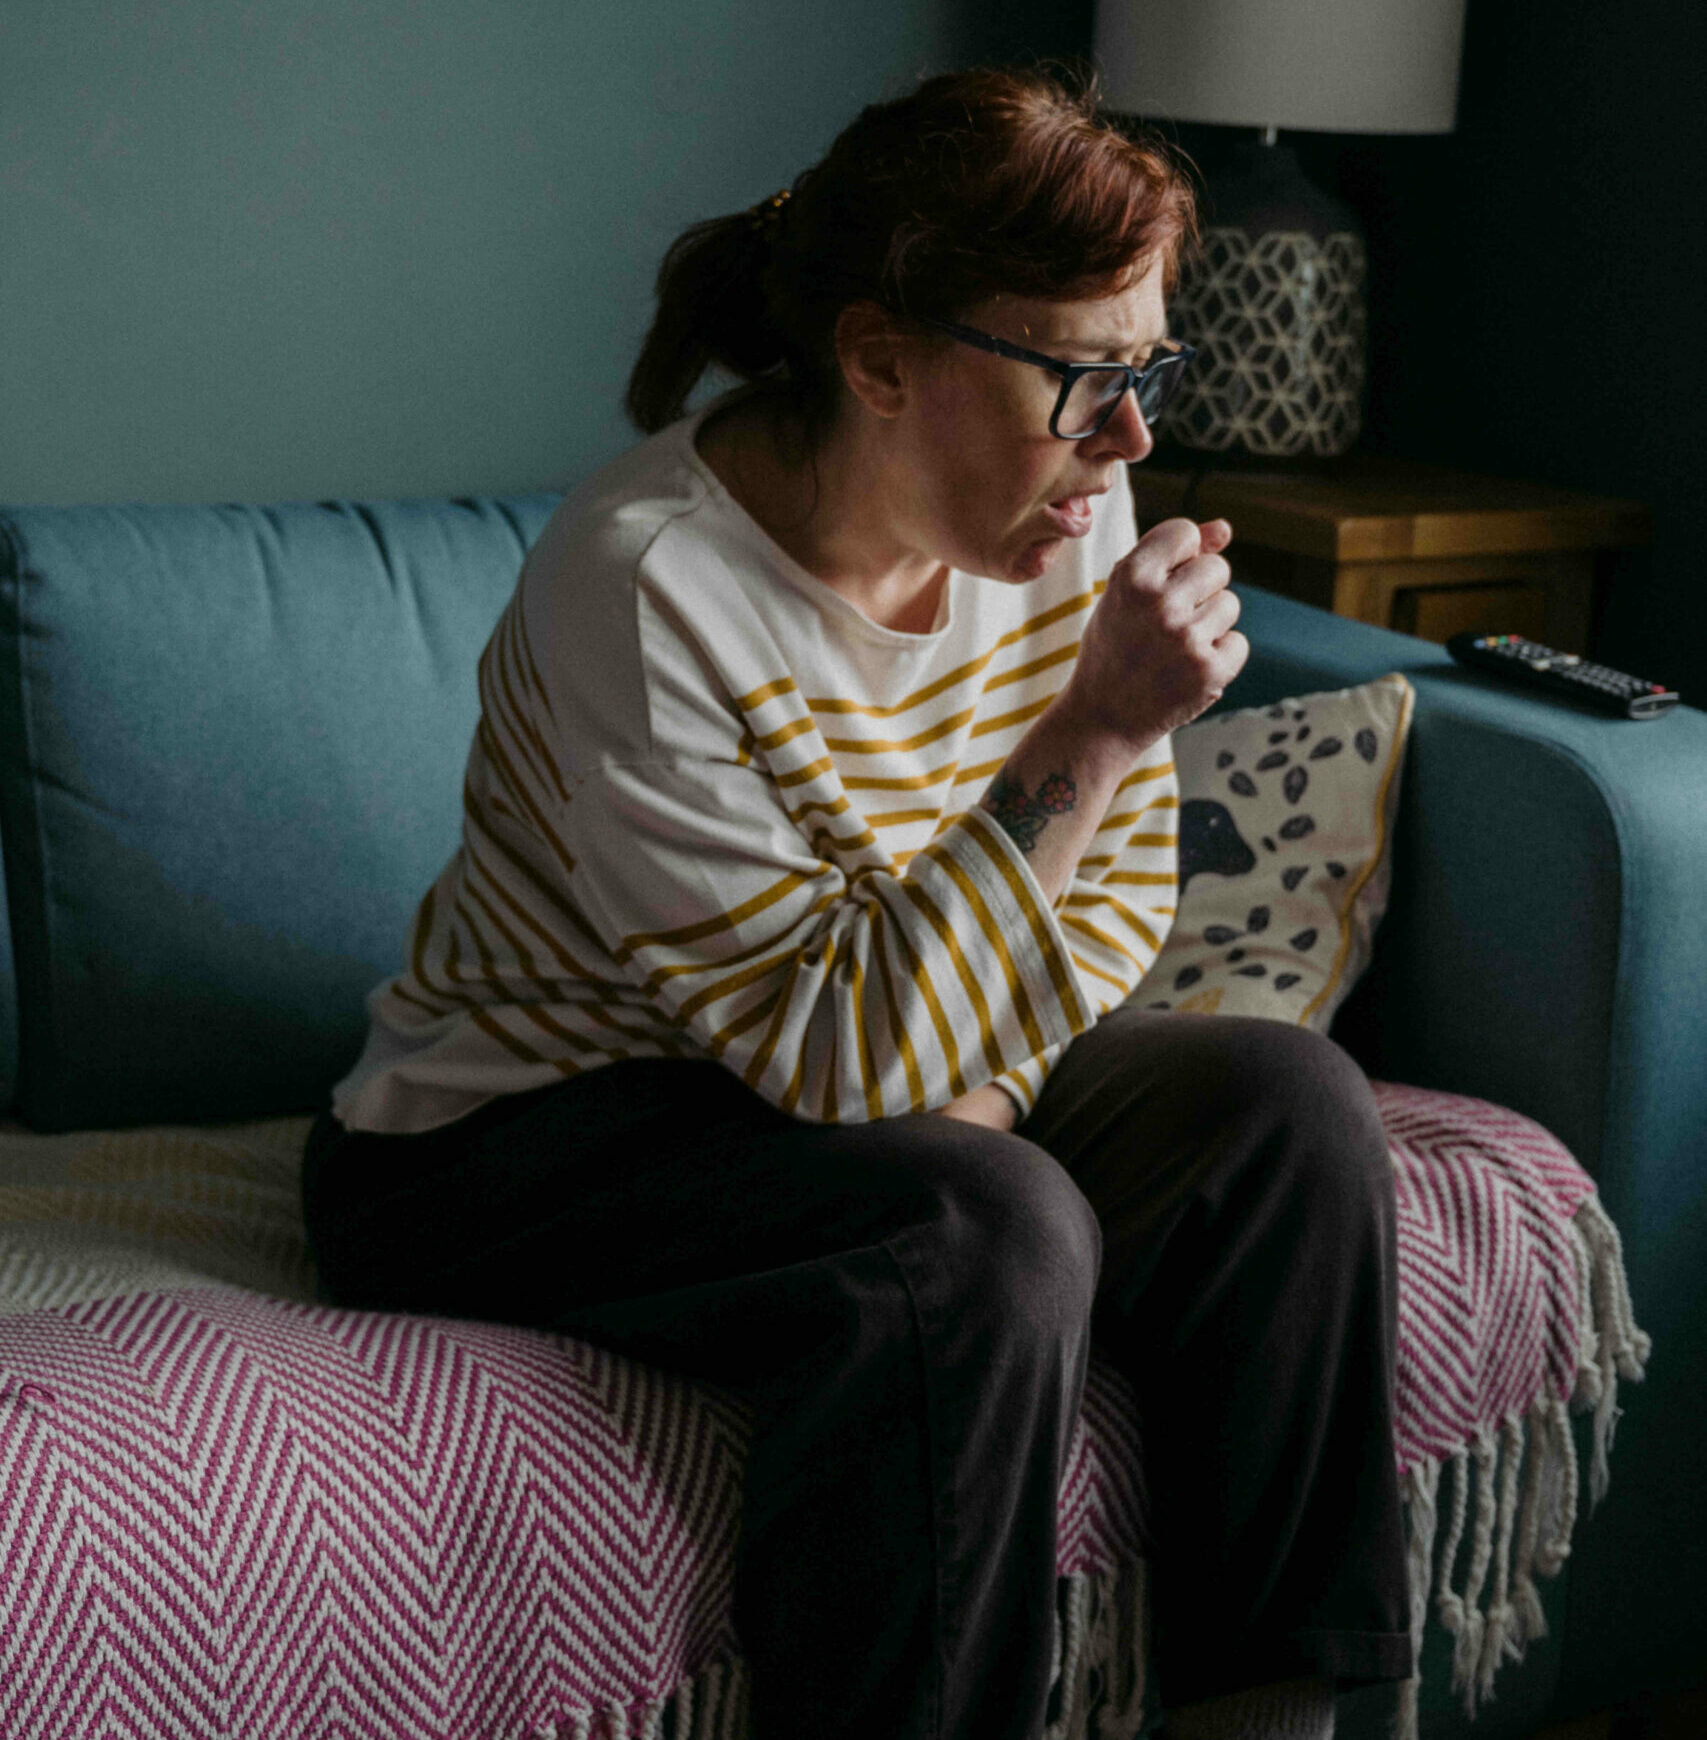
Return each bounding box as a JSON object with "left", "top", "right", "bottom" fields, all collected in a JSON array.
[{"left": 833, "top": 301, "right": 915, "bottom": 420}]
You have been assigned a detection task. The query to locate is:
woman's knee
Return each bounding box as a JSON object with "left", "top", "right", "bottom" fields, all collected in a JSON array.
[
  {"left": 1212, "top": 1020, "right": 1393, "bottom": 1220},
  {"left": 905, "top": 1120, "right": 1102, "bottom": 1338}
]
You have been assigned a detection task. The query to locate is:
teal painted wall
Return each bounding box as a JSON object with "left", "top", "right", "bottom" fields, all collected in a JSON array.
[{"left": 0, "top": 1, "right": 1083, "bottom": 506}]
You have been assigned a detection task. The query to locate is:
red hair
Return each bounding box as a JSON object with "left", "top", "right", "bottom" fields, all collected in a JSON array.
[{"left": 626, "top": 64, "right": 1199, "bottom": 438}]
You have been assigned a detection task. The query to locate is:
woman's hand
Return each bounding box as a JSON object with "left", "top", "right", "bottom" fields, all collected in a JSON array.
[
  {"left": 1056, "top": 516, "right": 1248, "bottom": 764},
  {"left": 932, "top": 1083, "right": 1020, "bottom": 1132}
]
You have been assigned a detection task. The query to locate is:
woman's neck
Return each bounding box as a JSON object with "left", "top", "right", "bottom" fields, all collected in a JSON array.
[{"left": 695, "top": 393, "right": 947, "bottom": 633}]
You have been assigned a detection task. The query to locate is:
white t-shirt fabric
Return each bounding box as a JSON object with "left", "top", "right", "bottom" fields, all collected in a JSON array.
[{"left": 331, "top": 400, "right": 1179, "bottom": 1135}]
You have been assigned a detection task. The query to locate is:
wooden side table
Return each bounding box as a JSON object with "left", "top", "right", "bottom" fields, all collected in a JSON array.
[{"left": 1129, "top": 455, "right": 1651, "bottom": 655}]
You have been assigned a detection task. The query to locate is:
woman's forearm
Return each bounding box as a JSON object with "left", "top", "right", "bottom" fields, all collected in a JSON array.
[{"left": 977, "top": 691, "right": 1154, "bottom": 910}]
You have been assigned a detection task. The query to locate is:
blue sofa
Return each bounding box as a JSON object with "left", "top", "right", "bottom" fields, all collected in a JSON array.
[{"left": 0, "top": 493, "right": 1702, "bottom": 1739}]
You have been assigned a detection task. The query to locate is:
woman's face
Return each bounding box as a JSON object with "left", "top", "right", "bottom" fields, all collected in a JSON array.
[{"left": 890, "top": 259, "right": 1167, "bottom": 585}]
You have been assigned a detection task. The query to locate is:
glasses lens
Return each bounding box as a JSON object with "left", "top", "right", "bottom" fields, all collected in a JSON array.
[
  {"left": 1136, "top": 351, "right": 1189, "bottom": 421},
  {"left": 1057, "top": 368, "right": 1134, "bottom": 439}
]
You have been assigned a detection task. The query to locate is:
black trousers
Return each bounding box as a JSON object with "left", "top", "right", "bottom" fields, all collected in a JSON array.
[{"left": 301, "top": 1008, "right": 1413, "bottom": 1740}]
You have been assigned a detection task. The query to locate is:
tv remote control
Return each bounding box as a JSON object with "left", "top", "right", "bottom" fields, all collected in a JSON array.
[{"left": 1446, "top": 633, "right": 1680, "bottom": 720}]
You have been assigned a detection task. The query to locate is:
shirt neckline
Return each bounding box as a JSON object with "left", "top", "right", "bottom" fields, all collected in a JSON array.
[{"left": 677, "top": 398, "right": 957, "bottom": 648}]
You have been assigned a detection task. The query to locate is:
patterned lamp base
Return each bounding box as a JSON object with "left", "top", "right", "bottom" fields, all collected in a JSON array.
[{"left": 1162, "top": 225, "right": 1368, "bottom": 459}]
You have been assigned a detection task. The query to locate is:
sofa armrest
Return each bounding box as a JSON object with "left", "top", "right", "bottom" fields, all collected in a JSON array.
[
  {"left": 1222, "top": 584, "right": 1707, "bottom": 1714},
  {"left": 1221, "top": 587, "right": 1707, "bottom": 1198}
]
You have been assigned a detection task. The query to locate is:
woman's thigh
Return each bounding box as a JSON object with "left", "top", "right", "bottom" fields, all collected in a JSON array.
[
  {"left": 302, "top": 1056, "right": 1101, "bottom": 1366},
  {"left": 1018, "top": 1006, "right": 1394, "bottom": 1316}
]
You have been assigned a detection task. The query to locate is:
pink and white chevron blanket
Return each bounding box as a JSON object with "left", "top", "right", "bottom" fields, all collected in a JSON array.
[{"left": 0, "top": 1081, "right": 1646, "bottom": 1740}]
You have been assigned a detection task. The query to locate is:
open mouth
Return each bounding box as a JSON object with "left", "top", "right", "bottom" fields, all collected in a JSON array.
[{"left": 1044, "top": 495, "right": 1095, "bottom": 537}]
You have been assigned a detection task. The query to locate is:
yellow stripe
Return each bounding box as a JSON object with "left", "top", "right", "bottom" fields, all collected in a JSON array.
[
  {"left": 1070, "top": 950, "right": 1130, "bottom": 994},
  {"left": 476, "top": 717, "right": 579, "bottom": 880},
  {"left": 775, "top": 754, "right": 836, "bottom": 790},
  {"left": 779, "top": 1026, "right": 811, "bottom": 1115},
  {"left": 1064, "top": 889, "right": 1163, "bottom": 954},
  {"left": 512, "top": 997, "right": 610, "bottom": 1058},
  {"left": 837, "top": 947, "right": 884, "bottom": 1118},
  {"left": 885, "top": 895, "right": 967, "bottom": 1098},
  {"left": 640, "top": 891, "right": 839, "bottom": 996},
  {"left": 1061, "top": 912, "right": 1147, "bottom": 976},
  {"left": 513, "top": 595, "right": 564, "bottom": 737},
  {"left": 931, "top": 845, "right": 1046, "bottom": 1061},
  {"left": 821, "top": 703, "right": 977, "bottom": 757},
  {"left": 819, "top": 1005, "right": 841, "bottom": 1123},
  {"left": 390, "top": 980, "right": 458, "bottom": 1021},
  {"left": 744, "top": 946, "right": 812, "bottom": 1096},
  {"left": 674, "top": 944, "right": 801, "bottom": 1023},
  {"left": 981, "top": 641, "right": 1078, "bottom": 694},
  {"left": 491, "top": 605, "right": 570, "bottom": 804},
  {"left": 1098, "top": 797, "right": 1180, "bottom": 833},
  {"left": 480, "top": 617, "right": 559, "bottom": 806},
  {"left": 707, "top": 986, "right": 782, "bottom": 1058},
  {"left": 1102, "top": 870, "right": 1176, "bottom": 886},
  {"left": 453, "top": 888, "right": 551, "bottom": 1002},
  {"left": 462, "top": 828, "right": 617, "bottom": 987},
  {"left": 573, "top": 997, "right": 682, "bottom": 1052},
  {"left": 614, "top": 868, "right": 811, "bottom": 961},
  {"left": 1116, "top": 760, "right": 1176, "bottom": 790},
  {"left": 805, "top": 817, "right": 879, "bottom": 860},
  {"left": 409, "top": 884, "right": 445, "bottom": 996},
  {"left": 842, "top": 754, "right": 962, "bottom": 793},
  {"left": 469, "top": 1004, "right": 556, "bottom": 1067},
  {"left": 960, "top": 810, "right": 1084, "bottom": 1022},
  {"left": 735, "top": 675, "right": 800, "bottom": 712},
  {"left": 950, "top": 756, "right": 1007, "bottom": 788},
  {"left": 870, "top": 904, "right": 926, "bottom": 1111},
  {"left": 783, "top": 789, "right": 853, "bottom": 828},
  {"left": 900, "top": 875, "right": 1005, "bottom": 1080},
  {"left": 969, "top": 694, "right": 1052, "bottom": 740},
  {"left": 862, "top": 806, "right": 943, "bottom": 830},
  {"left": 753, "top": 712, "right": 820, "bottom": 752},
  {"left": 804, "top": 590, "right": 1096, "bottom": 717}
]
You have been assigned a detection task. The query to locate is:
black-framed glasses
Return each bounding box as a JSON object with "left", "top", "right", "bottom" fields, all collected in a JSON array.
[{"left": 914, "top": 314, "right": 1197, "bottom": 440}]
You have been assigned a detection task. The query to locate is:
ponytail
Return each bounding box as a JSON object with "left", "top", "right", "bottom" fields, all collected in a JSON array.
[{"left": 624, "top": 199, "right": 794, "bottom": 434}]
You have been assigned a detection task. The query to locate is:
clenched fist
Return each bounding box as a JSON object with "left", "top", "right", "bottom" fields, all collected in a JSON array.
[{"left": 1057, "top": 517, "right": 1248, "bottom": 761}]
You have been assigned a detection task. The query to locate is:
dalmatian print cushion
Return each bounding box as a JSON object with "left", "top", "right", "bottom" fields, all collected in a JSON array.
[{"left": 1141, "top": 673, "right": 1415, "bottom": 1031}]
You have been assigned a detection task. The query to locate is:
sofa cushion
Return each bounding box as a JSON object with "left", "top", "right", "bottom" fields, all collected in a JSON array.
[{"left": 0, "top": 497, "right": 558, "bottom": 1130}]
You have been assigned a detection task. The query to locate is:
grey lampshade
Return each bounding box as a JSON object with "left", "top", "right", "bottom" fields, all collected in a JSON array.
[{"left": 1095, "top": 0, "right": 1467, "bottom": 135}]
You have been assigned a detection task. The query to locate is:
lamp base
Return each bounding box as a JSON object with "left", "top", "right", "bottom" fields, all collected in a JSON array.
[{"left": 1159, "top": 142, "right": 1368, "bottom": 461}]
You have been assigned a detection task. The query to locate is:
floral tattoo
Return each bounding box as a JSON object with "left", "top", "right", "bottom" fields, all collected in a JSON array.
[{"left": 979, "top": 768, "right": 1077, "bottom": 854}]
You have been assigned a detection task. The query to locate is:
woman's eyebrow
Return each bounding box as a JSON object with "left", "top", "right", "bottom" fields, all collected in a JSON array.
[{"left": 1057, "top": 330, "right": 1170, "bottom": 356}]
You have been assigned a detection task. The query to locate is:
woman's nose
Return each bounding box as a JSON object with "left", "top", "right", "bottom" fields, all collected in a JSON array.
[{"left": 1089, "top": 387, "right": 1153, "bottom": 463}]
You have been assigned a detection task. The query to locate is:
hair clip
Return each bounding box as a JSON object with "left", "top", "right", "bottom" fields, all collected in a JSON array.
[{"left": 749, "top": 189, "right": 792, "bottom": 232}]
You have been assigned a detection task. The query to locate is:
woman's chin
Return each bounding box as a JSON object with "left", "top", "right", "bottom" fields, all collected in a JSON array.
[{"left": 1010, "top": 538, "right": 1066, "bottom": 582}]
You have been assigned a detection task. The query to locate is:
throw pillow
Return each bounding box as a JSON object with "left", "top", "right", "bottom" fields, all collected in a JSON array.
[{"left": 1138, "top": 672, "right": 1415, "bottom": 1030}]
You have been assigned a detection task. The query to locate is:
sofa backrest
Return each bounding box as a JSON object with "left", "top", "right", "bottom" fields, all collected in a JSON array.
[{"left": 0, "top": 495, "right": 559, "bottom": 1130}]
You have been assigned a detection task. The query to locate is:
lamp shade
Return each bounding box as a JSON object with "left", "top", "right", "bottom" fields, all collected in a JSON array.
[{"left": 1095, "top": 0, "right": 1466, "bottom": 135}]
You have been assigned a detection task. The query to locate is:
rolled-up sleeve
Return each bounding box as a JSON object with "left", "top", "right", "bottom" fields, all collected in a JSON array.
[{"left": 566, "top": 753, "right": 1099, "bottom": 1122}]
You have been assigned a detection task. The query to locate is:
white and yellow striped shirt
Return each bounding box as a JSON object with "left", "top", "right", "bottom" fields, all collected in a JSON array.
[{"left": 332, "top": 404, "right": 1179, "bottom": 1134}]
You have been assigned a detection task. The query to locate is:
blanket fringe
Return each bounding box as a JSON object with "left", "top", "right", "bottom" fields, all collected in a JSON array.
[
  {"left": 1388, "top": 1192, "right": 1650, "bottom": 1740},
  {"left": 543, "top": 1563, "right": 1148, "bottom": 1740},
  {"left": 1045, "top": 1561, "right": 1151, "bottom": 1740}
]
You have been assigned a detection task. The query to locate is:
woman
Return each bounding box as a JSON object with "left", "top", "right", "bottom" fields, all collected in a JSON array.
[{"left": 302, "top": 65, "right": 1411, "bottom": 1740}]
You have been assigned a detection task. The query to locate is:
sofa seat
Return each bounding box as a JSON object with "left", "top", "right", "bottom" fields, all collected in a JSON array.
[{"left": 0, "top": 1080, "right": 1643, "bottom": 1740}]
